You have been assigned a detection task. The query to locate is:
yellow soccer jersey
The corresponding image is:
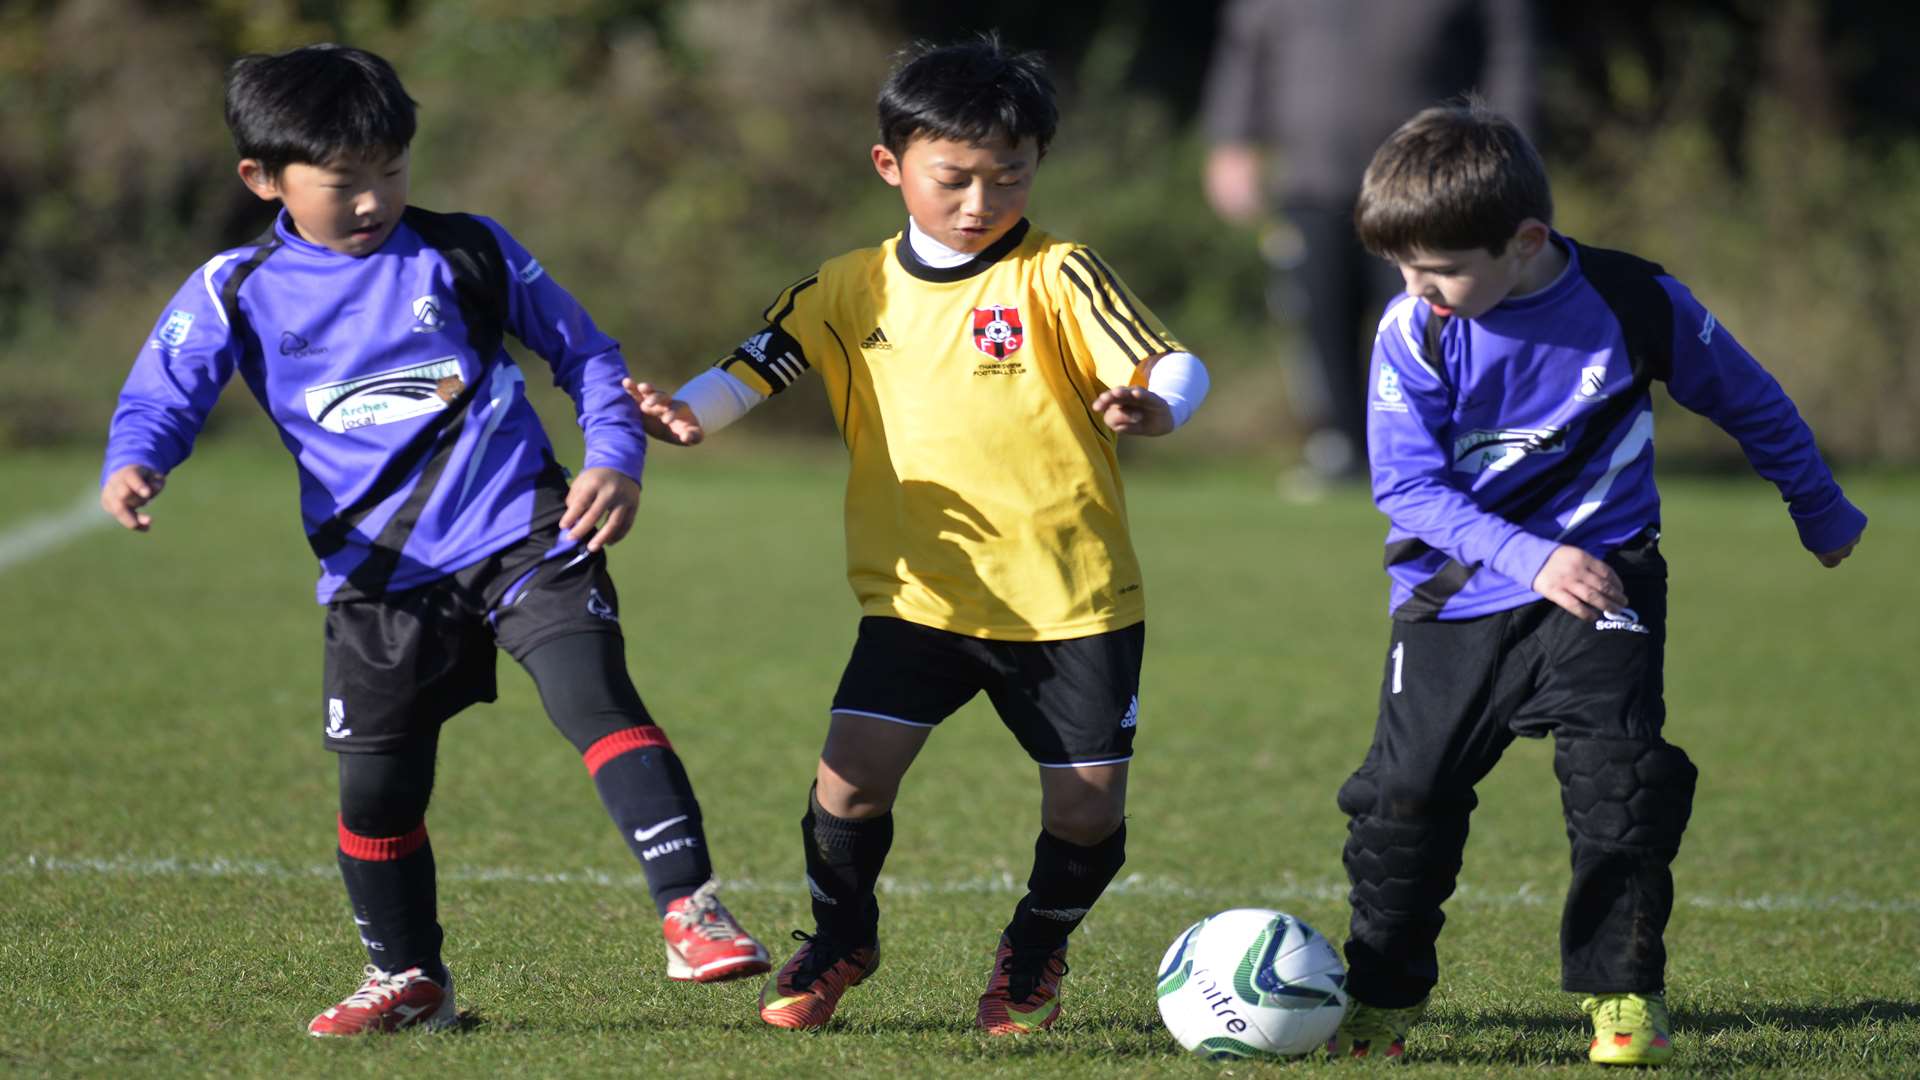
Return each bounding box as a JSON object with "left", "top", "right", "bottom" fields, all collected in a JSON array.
[{"left": 715, "top": 219, "right": 1182, "bottom": 641}]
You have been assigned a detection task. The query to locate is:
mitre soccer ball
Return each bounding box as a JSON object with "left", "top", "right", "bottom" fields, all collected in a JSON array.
[{"left": 1155, "top": 908, "right": 1349, "bottom": 1060}]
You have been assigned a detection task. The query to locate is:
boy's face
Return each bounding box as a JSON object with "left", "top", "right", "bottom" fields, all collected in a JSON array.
[
  {"left": 238, "top": 149, "right": 410, "bottom": 257},
  {"left": 1394, "top": 220, "right": 1554, "bottom": 320},
  {"left": 872, "top": 131, "right": 1036, "bottom": 254}
]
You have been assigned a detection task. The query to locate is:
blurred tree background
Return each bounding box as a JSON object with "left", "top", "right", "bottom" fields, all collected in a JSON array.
[{"left": 2, "top": 0, "right": 1916, "bottom": 463}]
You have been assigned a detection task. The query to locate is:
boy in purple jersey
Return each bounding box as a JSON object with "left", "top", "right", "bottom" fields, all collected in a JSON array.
[
  {"left": 1324, "top": 101, "right": 1866, "bottom": 1066},
  {"left": 99, "top": 44, "right": 768, "bottom": 1036}
]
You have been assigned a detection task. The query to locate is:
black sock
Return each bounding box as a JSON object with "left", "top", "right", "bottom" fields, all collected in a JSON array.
[
  {"left": 801, "top": 784, "right": 891, "bottom": 944},
  {"left": 583, "top": 726, "right": 712, "bottom": 915},
  {"left": 1006, "top": 824, "right": 1127, "bottom": 948},
  {"left": 336, "top": 818, "right": 446, "bottom": 982}
]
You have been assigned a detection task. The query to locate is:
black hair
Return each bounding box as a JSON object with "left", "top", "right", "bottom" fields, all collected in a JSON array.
[
  {"left": 1355, "top": 97, "right": 1552, "bottom": 259},
  {"left": 876, "top": 32, "right": 1058, "bottom": 157},
  {"left": 224, "top": 43, "right": 417, "bottom": 176}
]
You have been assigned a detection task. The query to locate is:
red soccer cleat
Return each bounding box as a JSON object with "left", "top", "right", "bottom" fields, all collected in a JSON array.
[
  {"left": 662, "top": 880, "right": 771, "bottom": 983},
  {"left": 307, "top": 965, "right": 456, "bottom": 1037}
]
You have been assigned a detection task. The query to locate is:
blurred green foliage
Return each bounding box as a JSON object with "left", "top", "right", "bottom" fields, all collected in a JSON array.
[{"left": 1, "top": 0, "right": 1914, "bottom": 464}]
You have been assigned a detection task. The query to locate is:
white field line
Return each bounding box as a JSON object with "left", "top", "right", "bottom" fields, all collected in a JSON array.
[
  {"left": 12, "top": 853, "right": 1919, "bottom": 914},
  {"left": 0, "top": 491, "right": 109, "bottom": 574}
]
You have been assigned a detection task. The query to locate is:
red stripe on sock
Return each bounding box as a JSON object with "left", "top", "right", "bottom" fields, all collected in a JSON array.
[
  {"left": 337, "top": 815, "right": 428, "bottom": 861},
  {"left": 582, "top": 725, "right": 674, "bottom": 777}
]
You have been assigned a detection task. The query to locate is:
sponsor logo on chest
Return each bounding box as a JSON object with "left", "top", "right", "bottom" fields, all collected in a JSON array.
[
  {"left": 1452, "top": 426, "right": 1568, "bottom": 474},
  {"left": 305, "top": 358, "right": 464, "bottom": 433}
]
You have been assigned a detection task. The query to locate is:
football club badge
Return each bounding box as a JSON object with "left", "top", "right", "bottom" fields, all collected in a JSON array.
[{"left": 971, "top": 305, "right": 1024, "bottom": 358}]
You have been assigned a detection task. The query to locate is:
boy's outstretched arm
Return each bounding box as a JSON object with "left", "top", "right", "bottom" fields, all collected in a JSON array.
[
  {"left": 1657, "top": 279, "right": 1868, "bottom": 565},
  {"left": 622, "top": 378, "right": 705, "bottom": 446},
  {"left": 622, "top": 367, "right": 765, "bottom": 446},
  {"left": 100, "top": 464, "right": 168, "bottom": 532}
]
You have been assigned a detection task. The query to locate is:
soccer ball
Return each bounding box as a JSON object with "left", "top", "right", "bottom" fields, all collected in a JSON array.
[{"left": 1155, "top": 908, "right": 1349, "bottom": 1060}]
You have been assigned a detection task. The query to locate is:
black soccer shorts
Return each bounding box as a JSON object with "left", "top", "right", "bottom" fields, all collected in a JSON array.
[
  {"left": 829, "top": 615, "right": 1145, "bottom": 767},
  {"left": 320, "top": 532, "right": 625, "bottom": 753},
  {"left": 1370, "top": 528, "right": 1670, "bottom": 786}
]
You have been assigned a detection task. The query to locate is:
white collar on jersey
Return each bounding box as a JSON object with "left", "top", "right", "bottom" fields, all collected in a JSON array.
[{"left": 906, "top": 218, "right": 976, "bottom": 269}]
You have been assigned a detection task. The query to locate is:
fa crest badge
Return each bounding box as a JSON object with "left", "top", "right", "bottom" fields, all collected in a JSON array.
[{"left": 971, "top": 305, "right": 1024, "bottom": 358}]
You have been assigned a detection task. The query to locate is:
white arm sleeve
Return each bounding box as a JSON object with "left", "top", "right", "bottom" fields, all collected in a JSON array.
[
  {"left": 673, "top": 367, "right": 762, "bottom": 435},
  {"left": 1146, "top": 351, "right": 1210, "bottom": 430}
]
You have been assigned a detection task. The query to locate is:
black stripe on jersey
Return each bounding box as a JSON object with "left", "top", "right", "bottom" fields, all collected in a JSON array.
[
  {"left": 1056, "top": 338, "right": 1118, "bottom": 445},
  {"left": 1061, "top": 260, "right": 1143, "bottom": 364},
  {"left": 1071, "top": 249, "right": 1171, "bottom": 357},
  {"left": 761, "top": 273, "right": 818, "bottom": 325},
  {"left": 1384, "top": 539, "right": 1479, "bottom": 620},
  {"left": 218, "top": 235, "right": 285, "bottom": 363},
  {"left": 824, "top": 322, "right": 855, "bottom": 449}
]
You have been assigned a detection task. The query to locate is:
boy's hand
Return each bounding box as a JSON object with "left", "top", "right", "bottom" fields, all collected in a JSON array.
[
  {"left": 101, "top": 464, "right": 167, "bottom": 532},
  {"left": 621, "top": 377, "right": 705, "bottom": 446},
  {"left": 1531, "top": 543, "right": 1630, "bottom": 622},
  {"left": 1816, "top": 529, "right": 1863, "bottom": 567},
  {"left": 1093, "top": 385, "right": 1175, "bottom": 437},
  {"left": 561, "top": 466, "right": 641, "bottom": 553}
]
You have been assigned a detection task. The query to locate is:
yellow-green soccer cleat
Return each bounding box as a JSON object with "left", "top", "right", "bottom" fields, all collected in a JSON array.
[
  {"left": 1326, "top": 996, "right": 1428, "bottom": 1061},
  {"left": 1582, "top": 992, "right": 1674, "bottom": 1066}
]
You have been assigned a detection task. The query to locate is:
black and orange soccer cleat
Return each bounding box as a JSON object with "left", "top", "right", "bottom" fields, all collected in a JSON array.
[
  {"left": 975, "top": 934, "right": 1070, "bottom": 1035},
  {"left": 758, "top": 930, "right": 880, "bottom": 1030}
]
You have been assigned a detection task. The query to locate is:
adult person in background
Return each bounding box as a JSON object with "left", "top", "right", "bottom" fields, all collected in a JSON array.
[{"left": 1200, "top": 0, "right": 1535, "bottom": 494}]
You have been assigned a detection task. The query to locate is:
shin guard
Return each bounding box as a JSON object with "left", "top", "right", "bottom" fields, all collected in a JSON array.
[
  {"left": 1556, "top": 738, "right": 1697, "bottom": 992},
  {"left": 1336, "top": 769, "right": 1474, "bottom": 1007}
]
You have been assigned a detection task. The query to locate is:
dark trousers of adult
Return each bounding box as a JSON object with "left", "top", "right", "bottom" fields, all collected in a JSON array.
[
  {"left": 1272, "top": 201, "right": 1405, "bottom": 480},
  {"left": 1336, "top": 535, "right": 1697, "bottom": 1007}
]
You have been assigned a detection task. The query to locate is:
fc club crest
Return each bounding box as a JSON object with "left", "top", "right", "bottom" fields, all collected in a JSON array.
[{"left": 971, "top": 305, "right": 1024, "bottom": 358}]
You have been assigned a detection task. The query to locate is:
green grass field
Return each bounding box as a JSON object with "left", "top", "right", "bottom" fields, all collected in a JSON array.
[{"left": 3, "top": 442, "right": 1915, "bottom": 1077}]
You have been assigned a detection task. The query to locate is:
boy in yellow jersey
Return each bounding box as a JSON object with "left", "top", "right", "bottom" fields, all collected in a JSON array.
[{"left": 623, "top": 34, "right": 1211, "bottom": 1034}]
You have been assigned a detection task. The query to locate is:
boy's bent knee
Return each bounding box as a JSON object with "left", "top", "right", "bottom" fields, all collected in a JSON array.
[
  {"left": 1040, "top": 801, "right": 1124, "bottom": 847},
  {"left": 814, "top": 760, "right": 902, "bottom": 818}
]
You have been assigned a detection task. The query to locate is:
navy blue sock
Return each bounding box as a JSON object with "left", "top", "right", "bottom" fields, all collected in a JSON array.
[
  {"left": 801, "top": 784, "right": 891, "bottom": 944},
  {"left": 1006, "top": 824, "right": 1127, "bottom": 948},
  {"left": 336, "top": 740, "right": 445, "bottom": 981},
  {"left": 583, "top": 726, "right": 712, "bottom": 915},
  {"left": 336, "top": 817, "right": 446, "bottom": 982}
]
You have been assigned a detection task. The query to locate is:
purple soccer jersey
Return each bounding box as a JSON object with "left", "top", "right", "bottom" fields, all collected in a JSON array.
[
  {"left": 1366, "top": 236, "right": 1866, "bottom": 621},
  {"left": 104, "top": 208, "right": 646, "bottom": 602}
]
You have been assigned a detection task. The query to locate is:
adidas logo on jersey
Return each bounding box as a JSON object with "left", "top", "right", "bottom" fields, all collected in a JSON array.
[{"left": 860, "top": 327, "right": 892, "bottom": 350}]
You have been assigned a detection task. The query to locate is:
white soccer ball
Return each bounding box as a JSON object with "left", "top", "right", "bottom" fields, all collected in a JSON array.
[{"left": 1155, "top": 907, "right": 1349, "bottom": 1060}]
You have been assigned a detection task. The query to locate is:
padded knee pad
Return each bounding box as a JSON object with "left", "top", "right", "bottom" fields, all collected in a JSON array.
[
  {"left": 1555, "top": 739, "right": 1696, "bottom": 854},
  {"left": 1338, "top": 770, "right": 1474, "bottom": 917}
]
